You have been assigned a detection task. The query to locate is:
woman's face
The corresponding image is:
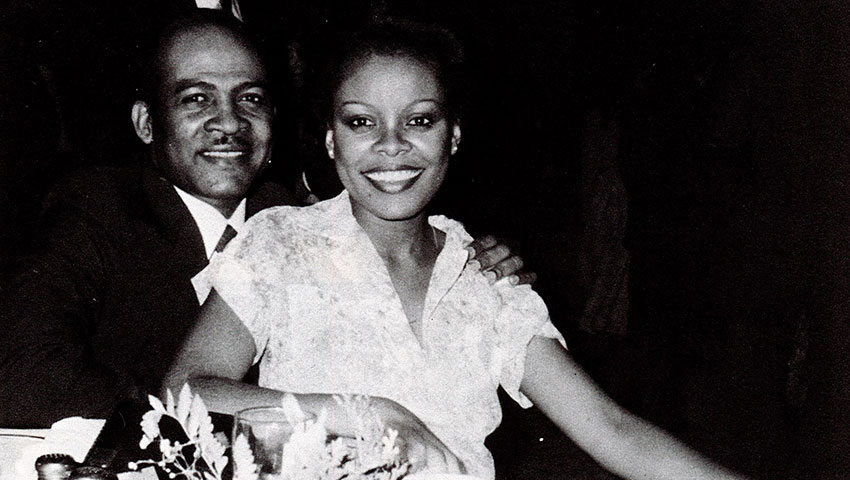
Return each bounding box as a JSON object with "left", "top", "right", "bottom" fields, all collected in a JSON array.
[{"left": 326, "top": 54, "right": 461, "bottom": 223}]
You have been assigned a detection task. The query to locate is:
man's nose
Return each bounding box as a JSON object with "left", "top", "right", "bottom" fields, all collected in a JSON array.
[
  {"left": 205, "top": 101, "right": 247, "bottom": 135},
  {"left": 373, "top": 127, "right": 411, "bottom": 156}
]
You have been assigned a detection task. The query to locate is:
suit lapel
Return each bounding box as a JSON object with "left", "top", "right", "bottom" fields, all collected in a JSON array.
[{"left": 141, "top": 166, "right": 209, "bottom": 276}]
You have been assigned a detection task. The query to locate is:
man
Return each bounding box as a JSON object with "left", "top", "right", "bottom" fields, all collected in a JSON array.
[{"left": 0, "top": 10, "right": 525, "bottom": 427}]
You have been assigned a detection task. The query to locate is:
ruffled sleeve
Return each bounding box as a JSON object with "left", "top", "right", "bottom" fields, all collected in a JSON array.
[
  {"left": 206, "top": 208, "right": 293, "bottom": 364},
  {"left": 493, "top": 283, "right": 567, "bottom": 408}
]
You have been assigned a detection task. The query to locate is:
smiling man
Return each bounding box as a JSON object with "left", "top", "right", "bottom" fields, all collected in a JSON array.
[
  {"left": 131, "top": 18, "right": 275, "bottom": 219},
  {"left": 0, "top": 10, "right": 525, "bottom": 428},
  {"left": 0, "top": 12, "right": 293, "bottom": 427}
]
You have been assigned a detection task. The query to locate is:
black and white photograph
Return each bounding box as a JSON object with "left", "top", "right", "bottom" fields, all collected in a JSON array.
[{"left": 1, "top": 1, "right": 849, "bottom": 479}]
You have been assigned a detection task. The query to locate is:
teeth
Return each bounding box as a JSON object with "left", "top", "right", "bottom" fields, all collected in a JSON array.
[
  {"left": 363, "top": 169, "right": 422, "bottom": 182},
  {"left": 202, "top": 151, "right": 243, "bottom": 158}
]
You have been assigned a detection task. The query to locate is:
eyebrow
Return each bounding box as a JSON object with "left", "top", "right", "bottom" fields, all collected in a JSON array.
[
  {"left": 338, "top": 98, "right": 442, "bottom": 107},
  {"left": 173, "top": 80, "right": 214, "bottom": 94},
  {"left": 173, "top": 79, "right": 270, "bottom": 94}
]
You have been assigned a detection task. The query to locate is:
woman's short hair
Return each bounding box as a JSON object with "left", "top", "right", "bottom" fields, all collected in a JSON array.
[{"left": 319, "top": 18, "right": 467, "bottom": 125}]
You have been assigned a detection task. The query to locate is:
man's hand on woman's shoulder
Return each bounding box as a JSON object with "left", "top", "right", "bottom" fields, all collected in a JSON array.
[{"left": 465, "top": 235, "right": 536, "bottom": 286}]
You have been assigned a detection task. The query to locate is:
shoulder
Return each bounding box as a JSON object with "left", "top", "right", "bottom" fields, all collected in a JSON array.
[
  {"left": 236, "top": 201, "right": 323, "bottom": 254},
  {"left": 247, "top": 193, "right": 347, "bottom": 235},
  {"left": 40, "top": 164, "right": 148, "bottom": 230},
  {"left": 247, "top": 179, "right": 300, "bottom": 214},
  {"left": 48, "top": 164, "right": 142, "bottom": 210},
  {"left": 429, "top": 214, "right": 474, "bottom": 245}
]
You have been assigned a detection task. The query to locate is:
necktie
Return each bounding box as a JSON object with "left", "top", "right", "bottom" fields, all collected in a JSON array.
[{"left": 214, "top": 224, "right": 238, "bottom": 254}]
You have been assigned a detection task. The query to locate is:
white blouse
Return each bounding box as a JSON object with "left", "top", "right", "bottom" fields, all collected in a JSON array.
[{"left": 208, "top": 191, "right": 566, "bottom": 479}]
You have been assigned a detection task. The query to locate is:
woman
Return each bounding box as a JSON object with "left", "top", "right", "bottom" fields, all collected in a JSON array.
[{"left": 165, "top": 19, "right": 749, "bottom": 480}]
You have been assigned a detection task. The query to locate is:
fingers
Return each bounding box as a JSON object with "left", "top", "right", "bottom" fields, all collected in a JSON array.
[
  {"left": 508, "top": 271, "right": 538, "bottom": 286},
  {"left": 411, "top": 444, "right": 464, "bottom": 475},
  {"left": 398, "top": 431, "right": 465, "bottom": 475},
  {"left": 471, "top": 252, "right": 529, "bottom": 285},
  {"left": 491, "top": 255, "right": 524, "bottom": 280},
  {"left": 467, "top": 243, "right": 511, "bottom": 272},
  {"left": 464, "top": 235, "right": 498, "bottom": 261}
]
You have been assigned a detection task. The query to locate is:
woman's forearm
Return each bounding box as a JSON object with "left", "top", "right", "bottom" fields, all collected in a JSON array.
[
  {"left": 186, "top": 376, "right": 286, "bottom": 415},
  {"left": 598, "top": 411, "right": 748, "bottom": 480},
  {"left": 185, "top": 376, "right": 436, "bottom": 442},
  {"left": 187, "top": 376, "right": 363, "bottom": 437},
  {"left": 521, "top": 336, "right": 750, "bottom": 480}
]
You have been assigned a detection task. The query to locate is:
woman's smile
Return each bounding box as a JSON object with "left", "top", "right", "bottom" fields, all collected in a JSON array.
[{"left": 362, "top": 167, "right": 424, "bottom": 193}]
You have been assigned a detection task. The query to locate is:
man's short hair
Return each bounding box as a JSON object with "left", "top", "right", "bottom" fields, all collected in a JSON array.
[{"left": 133, "top": 9, "right": 271, "bottom": 111}]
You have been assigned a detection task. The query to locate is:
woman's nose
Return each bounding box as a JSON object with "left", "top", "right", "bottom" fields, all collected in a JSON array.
[{"left": 374, "top": 127, "right": 411, "bottom": 156}]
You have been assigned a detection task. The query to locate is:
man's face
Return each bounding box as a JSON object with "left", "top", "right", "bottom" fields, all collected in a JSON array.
[{"left": 145, "top": 25, "right": 274, "bottom": 216}]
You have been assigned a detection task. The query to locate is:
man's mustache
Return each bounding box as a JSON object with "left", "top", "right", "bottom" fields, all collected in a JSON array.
[{"left": 209, "top": 134, "right": 251, "bottom": 149}]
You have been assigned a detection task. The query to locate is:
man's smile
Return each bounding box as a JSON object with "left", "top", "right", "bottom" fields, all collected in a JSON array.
[{"left": 201, "top": 150, "right": 246, "bottom": 159}]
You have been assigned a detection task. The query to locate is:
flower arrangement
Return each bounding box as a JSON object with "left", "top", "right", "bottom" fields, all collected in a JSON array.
[
  {"left": 129, "top": 385, "right": 410, "bottom": 480},
  {"left": 128, "top": 384, "right": 228, "bottom": 480}
]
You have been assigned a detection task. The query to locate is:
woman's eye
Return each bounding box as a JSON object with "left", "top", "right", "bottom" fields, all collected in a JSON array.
[
  {"left": 348, "top": 118, "right": 374, "bottom": 128},
  {"left": 407, "top": 116, "right": 433, "bottom": 127},
  {"left": 240, "top": 93, "right": 267, "bottom": 105}
]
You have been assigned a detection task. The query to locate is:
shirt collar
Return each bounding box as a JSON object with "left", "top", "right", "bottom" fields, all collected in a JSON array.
[{"left": 173, "top": 186, "right": 246, "bottom": 258}]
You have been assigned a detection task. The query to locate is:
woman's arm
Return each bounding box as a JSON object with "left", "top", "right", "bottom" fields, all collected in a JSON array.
[
  {"left": 162, "top": 290, "right": 465, "bottom": 474},
  {"left": 161, "top": 289, "right": 283, "bottom": 413},
  {"left": 520, "top": 336, "right": 749, "bottom": 480}
]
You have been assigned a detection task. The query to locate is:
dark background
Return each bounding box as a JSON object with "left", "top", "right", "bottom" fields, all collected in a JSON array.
[{"left": 3, "top": 1, "right": 850, "bottom": 478}]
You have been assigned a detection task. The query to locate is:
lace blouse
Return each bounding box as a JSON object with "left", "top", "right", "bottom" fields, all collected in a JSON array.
[{"left": 207, "top": 191, "right": 566, "bottom": 479}]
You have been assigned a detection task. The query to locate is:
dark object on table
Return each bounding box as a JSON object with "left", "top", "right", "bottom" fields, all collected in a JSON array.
[
  {"left": 35, "top": 452, "right": 78, "bottom": 479},
  {"left": 69, "top": 466, "right": 118, "bottom": 480},
  {"left": 84, "top": 399, "right": 234, "bottom": 474},
  {"left": 83, "top": 400, "right": 149, "bottom": 472}
]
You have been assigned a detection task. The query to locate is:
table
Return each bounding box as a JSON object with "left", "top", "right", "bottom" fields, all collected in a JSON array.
[{"left": 0, "top": 413, "right": 158, "bottom": 480}]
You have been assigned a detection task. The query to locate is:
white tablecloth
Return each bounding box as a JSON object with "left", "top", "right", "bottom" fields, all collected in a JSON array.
[
  {"left": 0, "top": 418, "right": 478, "bottom": 480},
  {"left": 0, "top": 417, "right": 158, "bottom": 480}
]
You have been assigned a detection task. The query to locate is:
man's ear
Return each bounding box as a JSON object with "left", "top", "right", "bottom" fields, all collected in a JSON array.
[
  {"left": 324, "top": 130, "right": 335, "bottom": 160},
  {"left": 450, "top": 124, "right": 461, "bottom": 156},
  {"left": 131, "top": 101, "right": 154, "bottom": 144}
]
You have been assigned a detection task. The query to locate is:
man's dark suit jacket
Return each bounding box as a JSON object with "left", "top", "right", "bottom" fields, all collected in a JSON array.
[{"left": 0, "top": 163, "right": 296, "bottom": 427}]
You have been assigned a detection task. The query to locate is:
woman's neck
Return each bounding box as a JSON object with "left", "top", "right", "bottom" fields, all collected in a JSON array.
[
  {"left": 350, "top": 202, "right": 444, "bottom": 337},
  {"left": 352, "top": 207, "right": 436, "bottom": 262}
]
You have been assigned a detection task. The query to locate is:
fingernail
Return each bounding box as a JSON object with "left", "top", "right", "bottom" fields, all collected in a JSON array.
[
  {"left": 467, "top": 260, "right": 481, "bottom": 271},
  {"left": 508, "top": 275, "right": 519, "bottom": 285},
  {"left": 464, "top": 246, "right": 476, "bottom": 257},
  {"left": 485, "top": 270, "right": 497, "bottom": 284}
]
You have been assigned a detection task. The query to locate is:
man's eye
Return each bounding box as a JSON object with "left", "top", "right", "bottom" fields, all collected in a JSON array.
[
  {"left": 181, "top": 93, "right": 208, "bottom": 104},
  {"left": 348, "top": 118, "right": 374, "bottom": 128},
  {"left": 407, "top": 116, "right": 433, "bottom": 127}
]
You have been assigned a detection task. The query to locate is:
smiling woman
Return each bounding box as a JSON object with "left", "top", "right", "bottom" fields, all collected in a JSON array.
[
  {"left": 326, "top": 54, "right": 459, "bottom": 224},
  {"left": 163, "top": 18, "right": 750, "bottom": 480}
]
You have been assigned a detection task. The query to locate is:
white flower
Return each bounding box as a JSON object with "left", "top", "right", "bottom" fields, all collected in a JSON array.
[
  {"left": 132, "top": 384, "right": 229, "bottom": 480},
  {"left": 231, "top": 434, "right": 259, "bottom": 480},
  {"left": 139, "top": 409, "right": 163, "bottom": 449},
  {"left": 132, "top": 389, "right": 410, "bottom": 480}
]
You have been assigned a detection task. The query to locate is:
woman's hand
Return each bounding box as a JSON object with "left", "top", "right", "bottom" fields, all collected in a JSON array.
[{"left": 372, "top": 397, "right": 466, "bottom": 475}]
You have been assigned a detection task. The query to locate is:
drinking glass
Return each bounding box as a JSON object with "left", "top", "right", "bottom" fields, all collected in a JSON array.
[{"left": 232, "top": 406, "right": 311, "bottom": 479}]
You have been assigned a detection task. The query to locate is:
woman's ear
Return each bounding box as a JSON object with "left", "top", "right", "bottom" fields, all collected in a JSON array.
[
  {"left": 450, "top": 124, "right": 461, "bottom": 156},
  {"left": 325, "top": 130, "right": 335, "bottom": 159},
  {"left": 131, "top": 101, "right": 154, "bottom": 144}
]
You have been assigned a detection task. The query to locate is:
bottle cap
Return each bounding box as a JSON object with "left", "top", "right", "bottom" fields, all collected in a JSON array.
[
  {"left": 35, "top": 453, "right": 77, "bottom": 479},
  {"left": 69, "top": 466, "right": 118, "bottom": 480}
]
